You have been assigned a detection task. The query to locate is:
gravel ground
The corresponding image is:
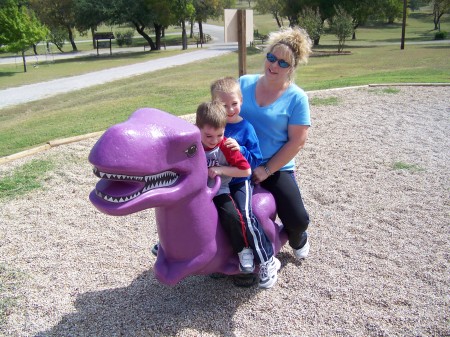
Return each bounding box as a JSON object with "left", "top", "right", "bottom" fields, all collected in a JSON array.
[{"left": 0, "top": 85, "right": 449, "bottom": 336}]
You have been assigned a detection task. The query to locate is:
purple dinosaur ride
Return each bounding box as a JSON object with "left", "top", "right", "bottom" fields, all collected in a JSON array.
[{"left": 89, "top": 108, "right": 288, "bottom": 286}]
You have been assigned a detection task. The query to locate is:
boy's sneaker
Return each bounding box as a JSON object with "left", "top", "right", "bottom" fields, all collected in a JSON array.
[
  {"left": 293, "top": 239, "right": 310, "bottom": 260},
  {"left": 259, "top": 256, "right": 281, "bottom": 289},
  {"left": 151, "top": 243, "right": 159, "bottom": 256},
  {"left": 238, "top": 248, "right": 255, "bottom": 273}
]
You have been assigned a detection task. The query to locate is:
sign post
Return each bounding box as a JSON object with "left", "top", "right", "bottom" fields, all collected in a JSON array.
[
  {"left": 224, "top": 9, "right": 253, "bottom": 77},
  {"left": 237, "top": 9, "right": 246, "bottom": 76}
]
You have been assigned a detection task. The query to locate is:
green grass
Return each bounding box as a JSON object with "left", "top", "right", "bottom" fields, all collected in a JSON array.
[
  {"left": 0, "top": 264, "right": 25, "bottom": 328},
  {"left": 0, "top": 159, "right": 54, "bottom": 198},
  {"left": 0, "top": 43, "right": 448, "bottom": 157},
  {"left": 392, "top": 161, "right": 424, "bottom": 171},
  {"left": 0, "top": 6, "right": 449, "bottom": 157},
  {"left": 310, "top": 97, "right": 339, "bottom": 106},
  {"left": 0, "top": 49, "right": 191, "bottom": 90}
]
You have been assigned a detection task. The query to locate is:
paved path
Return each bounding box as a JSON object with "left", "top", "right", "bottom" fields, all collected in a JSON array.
[{"left": 0, "top": 25, "right": 235, "bottom": 110}]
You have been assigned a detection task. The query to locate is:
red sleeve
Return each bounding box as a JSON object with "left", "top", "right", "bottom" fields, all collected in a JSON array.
[{"left": 219, "top": 138, "right": 250, "bottom": 170}]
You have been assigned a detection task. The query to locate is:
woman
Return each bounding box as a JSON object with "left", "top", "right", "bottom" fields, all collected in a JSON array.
[{"left": 239, "top": 26, "right": 312, "bottom": 259}]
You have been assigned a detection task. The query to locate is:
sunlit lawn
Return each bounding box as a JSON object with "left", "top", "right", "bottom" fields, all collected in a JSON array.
[{"left": 0, "top": 5, "right": 449, "bottom": 156}]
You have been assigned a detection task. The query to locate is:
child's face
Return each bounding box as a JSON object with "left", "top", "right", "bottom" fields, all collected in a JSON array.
[
  {"left": 216, "top": 92, "right": 242, "bottom": 124},
  {"left": 200, "top": 124, "right": 225, "bottom": 148}
]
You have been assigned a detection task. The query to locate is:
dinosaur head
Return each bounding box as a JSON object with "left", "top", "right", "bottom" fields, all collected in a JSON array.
[{"left": 89, "top": 108, "right": 206, "bottom": 216}]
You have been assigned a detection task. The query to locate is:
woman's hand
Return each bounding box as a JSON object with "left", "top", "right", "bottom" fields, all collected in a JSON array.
[
  {"left": 224, "top": 137, "right": 240, "bottom": 152},
  {"left": 252, "top": 166, "right": 270, "bottom": 184}
]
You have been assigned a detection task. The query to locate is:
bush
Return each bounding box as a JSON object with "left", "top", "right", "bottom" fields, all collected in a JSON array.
[
  {"left": 116, "top": 30, "right": 134, "bottom": 47},
  {"left": 434, "top": 31, "right": 447, "bottom": 40}
]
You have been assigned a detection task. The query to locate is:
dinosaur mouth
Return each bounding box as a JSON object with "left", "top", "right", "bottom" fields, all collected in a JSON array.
[{"left": 93, "top": 167, "right": 179, "bottom": 203}]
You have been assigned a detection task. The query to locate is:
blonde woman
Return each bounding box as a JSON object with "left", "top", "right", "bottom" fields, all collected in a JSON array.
[{"left": 239, "top": 27, "right": 312, "bottom": 260}]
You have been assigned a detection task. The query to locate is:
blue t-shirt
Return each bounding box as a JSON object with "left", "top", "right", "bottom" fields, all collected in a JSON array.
[
  {"left": 225, "top": 118, "right": 262, "bottom": 185},
  {"left": 239, "top": 74, "right": 311, "bottom": 171}
]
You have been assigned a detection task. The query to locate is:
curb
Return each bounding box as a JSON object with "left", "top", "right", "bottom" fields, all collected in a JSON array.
[
  {"left": 1, "top": 83, "right": 449, "bottom": 165},
  {"left": 0, "top": 131, "right": 104, "bottom": 165}
]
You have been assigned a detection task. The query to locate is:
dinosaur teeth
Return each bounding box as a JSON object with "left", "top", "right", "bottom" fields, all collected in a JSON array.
[
  {"left": 94, "top": 170, "right": 179, "bottom": 203},
  {"left": 93, "top": 167, "right": 145, "bottom": 182}
]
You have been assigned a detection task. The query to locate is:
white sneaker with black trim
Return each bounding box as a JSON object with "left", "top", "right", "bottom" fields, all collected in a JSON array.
[
  {"left": 259, "top": 256, "right": 281, "bottom": 289},
  {"left": 293, "top": 239, "right": 310, "bottom": 260},
  {"left": 238, "top": 248, "right": 255, "bottom": 273}
]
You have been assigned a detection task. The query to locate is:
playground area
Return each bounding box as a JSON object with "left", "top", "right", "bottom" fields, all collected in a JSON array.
[{"left": 1, "top": 85, "right": 448, "bottom": 336}]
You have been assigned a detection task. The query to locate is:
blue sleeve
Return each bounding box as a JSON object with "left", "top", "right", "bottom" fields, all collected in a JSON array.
[
  {"left": 288, "top": 87, "right": 311, "bottom": 126},
  {"left": 240, "top": 124, "right": 262, "bottom": 169}
]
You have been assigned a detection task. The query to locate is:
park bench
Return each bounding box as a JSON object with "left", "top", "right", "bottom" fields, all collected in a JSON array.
[
  {"left": 250, "top": 29, "right": 268, "bottom": 47},
  {"left": 194, "top": 33, "right": 212, "bottom": 48}
]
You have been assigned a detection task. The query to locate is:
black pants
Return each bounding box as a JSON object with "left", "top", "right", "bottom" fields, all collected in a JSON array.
[
  {"left": 213, "top": 193, "right": 248, "bottom": 254},
  {"left": 261, "top": 170, "right": 309, "bottom": 249}
]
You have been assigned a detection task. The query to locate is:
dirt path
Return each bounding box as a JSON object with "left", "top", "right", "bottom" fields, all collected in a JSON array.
[{"left": 1, "top": 85, "right": 449, "bottom": 336}]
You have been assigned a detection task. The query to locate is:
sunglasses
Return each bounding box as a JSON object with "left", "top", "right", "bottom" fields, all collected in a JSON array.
[{"left": 266, "top": 53, "right": 290, "bottom": 68}]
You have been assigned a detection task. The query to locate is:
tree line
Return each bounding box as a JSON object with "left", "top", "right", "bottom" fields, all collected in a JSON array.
[
  {"left": 254, "top": 0, "right": 449, "bottom": 45},
  {"left": 1, "top": 0, "right": 448, "bottom": 71}
]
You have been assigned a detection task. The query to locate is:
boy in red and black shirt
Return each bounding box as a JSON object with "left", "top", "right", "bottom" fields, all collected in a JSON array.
[{"left": 196, "top": 101, "right": 255, "bottom": 273}]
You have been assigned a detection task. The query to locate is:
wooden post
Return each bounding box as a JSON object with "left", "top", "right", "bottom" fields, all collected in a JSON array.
[
  {"left": 237, "top": 9, "right": 247, "bottom": 76},
  {"left": 401, "top": 0, "right": 407, "bottom": 50}
]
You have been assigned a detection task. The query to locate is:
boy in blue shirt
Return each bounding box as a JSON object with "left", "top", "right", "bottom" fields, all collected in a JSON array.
[{"left": 211, "top": 77, "right": 280, "bottom": 289}]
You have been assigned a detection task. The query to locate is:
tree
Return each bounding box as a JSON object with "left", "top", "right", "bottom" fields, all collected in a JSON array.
[
  {"left": 0, "top": 0, "right": 49, "bottom": 72},
  {"left": 329, "top": 6, "right": 354, "bottom": 52},
  {"left": 192, "top": 0, "right": 234, "bottom": 43},
  {"left": 29, "top": 0, "right": 78, "bottom": 52},
  {"left": 171, "top": 0, "right": 196, "bottom": 50},
  {"left": 254, "top": 0, "right": 284, "bottom": 28},
  {"left": 339, "top": 0, "right": 382, "bottom": 40},
  {"left": 373, "top": 0, "right": 404, "bottom": 23},
  {"left": 298, "top": 7, "right": 324, "bottom": 45},
  {"left": 431, "top": 0, "right": 450, "bottom": 30},
  {"left": 73, "top": 0, "right": 113, "bottom": 48}
]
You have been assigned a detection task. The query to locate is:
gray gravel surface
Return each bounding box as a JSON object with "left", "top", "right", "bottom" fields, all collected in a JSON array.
[{"left": 0, "top": 85, "right": 449, "bottom": 336}]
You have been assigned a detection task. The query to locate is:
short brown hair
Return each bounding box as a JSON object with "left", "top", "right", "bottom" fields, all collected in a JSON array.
[
  {"left": 195, "top": 101, "right": 227, "bottom": 129},
  {"left": 210, "top": 76, "right": 242, "bottom": 101}
]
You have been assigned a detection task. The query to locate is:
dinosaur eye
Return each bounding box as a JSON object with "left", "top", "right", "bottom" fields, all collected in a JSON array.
[{"left": 185, "top": 144, "right": 197, "bottom": 158}]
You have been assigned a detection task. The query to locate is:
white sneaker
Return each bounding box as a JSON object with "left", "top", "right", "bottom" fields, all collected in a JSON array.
[
  {"left": 238, "top": 248, "right": 255, "bottom": 273},
  {"left": 259, "top": 256, "right": 281, "bottom": 289},
  {"left": 293, "top": 239, "right": 310, "bottom": 259}
]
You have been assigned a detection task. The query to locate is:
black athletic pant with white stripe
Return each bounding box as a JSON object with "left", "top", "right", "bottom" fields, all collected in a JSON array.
[{"left": 229, "top": 180, "right": 274, "bottom": 264}]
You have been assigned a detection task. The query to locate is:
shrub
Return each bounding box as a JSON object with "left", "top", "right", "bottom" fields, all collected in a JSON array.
[
  {"left": 434, "top": 31, "right": 447, "bottom": 40},
  {"left": 116, "top": 30, "right": 134, "bottom": 47}
]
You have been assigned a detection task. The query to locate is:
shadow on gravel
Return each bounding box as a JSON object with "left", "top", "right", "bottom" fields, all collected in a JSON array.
[{"left": 37, "top": 262, "right": 287, "bottom": 336}]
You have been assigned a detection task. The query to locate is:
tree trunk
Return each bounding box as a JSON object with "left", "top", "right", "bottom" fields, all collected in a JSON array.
[
  {"left": 190, "top": 20, "right": 194, "bottom": 38},
  {"left": 67, "top": 26, "right": 78, "bottom": 51},
  {"left": 33, "top": 44, "right": 38, "bottom": 55},
  {"left": 22, "top": 50, "right": 27, "bottom": 73},
  {"left": 275, "top": 14, "right": 282, "bottom": 28},
  {"left": 133, "top": 21, "right": 156, "bottom": 50},
  {"left": 91, "top": 27, "right": 96, "bottom": 49},
  {"left": 154, "top": 23, "right": 163, "bottom": 50},
  {"left": 352, "top": 23, "right": 359, "bottom": 40},
  {"left": 198, "top": 20, "right": 204, "bottom": 43},
  {"left": 181, "top": 21, "right": 187, "bottom": 50}
]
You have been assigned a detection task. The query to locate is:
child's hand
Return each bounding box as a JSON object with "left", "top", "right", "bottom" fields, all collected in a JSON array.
[
  {"left": 224, "top": 138, "right": 240, "bottom": 152},
  {"left": 208, "top": 167, "right": 221, "bottom": 178}
]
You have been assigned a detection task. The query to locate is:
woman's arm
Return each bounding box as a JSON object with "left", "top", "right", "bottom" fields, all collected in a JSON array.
[{"left": 253, "top": 125, "right": 309, "bottom": 184}]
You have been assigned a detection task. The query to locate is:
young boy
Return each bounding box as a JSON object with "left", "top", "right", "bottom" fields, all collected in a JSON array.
[
  {"left": 211, "top": 77, "right": 280, "bottom": 289},
  {"left": 196, "top": 101, "right": 257, "bottom": 274}
]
